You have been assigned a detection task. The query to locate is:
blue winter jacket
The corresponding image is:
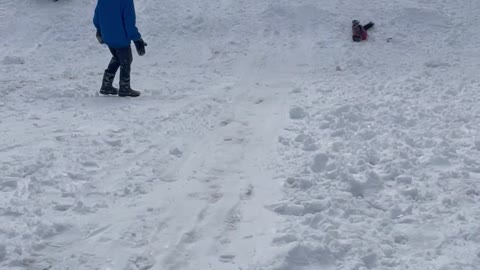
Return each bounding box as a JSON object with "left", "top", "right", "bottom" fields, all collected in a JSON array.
[{"left": 93, "top": 0, "right": 141, "bottom": 48}]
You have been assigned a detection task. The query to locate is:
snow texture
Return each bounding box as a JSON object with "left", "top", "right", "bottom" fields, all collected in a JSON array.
[{"left": 1, "top": 0, "right": 480, "bottom": 270}]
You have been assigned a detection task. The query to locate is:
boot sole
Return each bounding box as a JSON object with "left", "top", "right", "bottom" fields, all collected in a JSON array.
[
  {"left": 119, "top": 95, "right": 140, "bottom": 97},
  {"left": 119, "top": 93, "right": 141, "bottom": 97}
]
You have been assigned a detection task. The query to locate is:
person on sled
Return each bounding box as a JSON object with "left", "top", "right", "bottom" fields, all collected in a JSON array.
[{"left": 352, "top": 20, "right": 374, "bottom": 42}]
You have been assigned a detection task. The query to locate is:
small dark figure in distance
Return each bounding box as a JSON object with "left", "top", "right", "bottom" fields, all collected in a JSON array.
[
  {"left": 93, "top": 0, "right": 147, "bottom": 97},
  {"left": 352, "top": 20, "right": 374, "bottom": 42}
]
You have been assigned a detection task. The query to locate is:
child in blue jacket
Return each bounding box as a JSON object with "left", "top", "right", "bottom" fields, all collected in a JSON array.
[{"left": 94, "top": 0, "right": 147, "bottom": 97}]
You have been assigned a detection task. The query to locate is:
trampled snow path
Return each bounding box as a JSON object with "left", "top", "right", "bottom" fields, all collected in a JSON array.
[
  {"left": 15, "top": 70, "right": 289, "bottom": 270},
  {"left": 2, "top": 0, "right": 480, "bottom": 270},
  {"left": 0, "top": 54, "right": 289, "bottom": 270}
]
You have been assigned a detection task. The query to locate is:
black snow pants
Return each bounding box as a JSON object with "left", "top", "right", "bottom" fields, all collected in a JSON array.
[{"left": 106, "top": 46, "right": 133, "bottom": 84}]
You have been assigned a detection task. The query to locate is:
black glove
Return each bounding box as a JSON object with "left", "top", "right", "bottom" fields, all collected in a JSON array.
[
  {"left": 96, "top": 31, "right": 104, "bottom": 44},
  {"left": 134, "top": 39, "right": 147, "bottom": 56}
]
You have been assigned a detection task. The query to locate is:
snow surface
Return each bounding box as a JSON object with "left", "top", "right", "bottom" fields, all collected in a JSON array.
[{"left": 1, "top": 0, "right": 480, "bottom": 269}]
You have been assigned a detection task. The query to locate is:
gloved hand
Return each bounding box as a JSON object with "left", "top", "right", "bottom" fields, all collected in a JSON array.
[
  {"left": 96, "top": 31, "right": 104, "bottom": 44},
  {"left": 134, "top": 39, "right": 147, "bottom": 56}
]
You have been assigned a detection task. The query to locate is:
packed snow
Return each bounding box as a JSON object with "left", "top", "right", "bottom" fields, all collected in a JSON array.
[{"left": 1, "top": 0, "right": 480, "bottom": 269}]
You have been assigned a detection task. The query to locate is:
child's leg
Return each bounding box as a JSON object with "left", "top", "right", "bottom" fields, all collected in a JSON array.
[
  {"left": 117, "top": 46, "right": 140, "bottom": 97},
  {"left": 117, "top": 47, "right": 133, "bottom": 86},
  {"left": 100, "top": 48, "right": 121, "bottom": 95},
  {"left": 363, "top": 22, "right": 374, "bottom": 31},
  {"left": 106, "top": 48, "right": 121, "bottom": 75}
]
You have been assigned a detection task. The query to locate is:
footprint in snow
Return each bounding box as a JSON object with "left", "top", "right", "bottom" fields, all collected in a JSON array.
[
  {"left": 132, "top": 255, "right": 155, "bottom": 270},
  {"left": 290, "top": 107, "right": 307, "bottom": 120},
  {"left": 169, "top": 147, "right": 183, "bottom": 158},
  {"left": 0, "top": 178, "right": 18, "bottom": 192},
  {"left": 240, "top": 184, "right": 254, "bottom": 200},
  {"left": 81, "top": 161, "right": 99, "bottom": 168},
  {"left": 220, "top": 119, "right": 233, "bottom": 127},
  {"left": 219, "top": 254, "right": 235, "bottom": 263}
]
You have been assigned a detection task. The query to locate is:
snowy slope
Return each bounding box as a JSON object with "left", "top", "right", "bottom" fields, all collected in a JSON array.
[{"left": 1, "top": 0, "right": 480, "bottom": 270}]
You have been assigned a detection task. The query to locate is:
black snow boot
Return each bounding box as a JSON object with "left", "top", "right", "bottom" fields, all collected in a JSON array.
[
  {"left": 119, "top": 78, "right": 141, "bottom": 97},
  {"left": 100, "top": 71, "right": 119, "bottom": 95},
  {"left": 363, "top": 22, "right": 375, "bottom": 31}
]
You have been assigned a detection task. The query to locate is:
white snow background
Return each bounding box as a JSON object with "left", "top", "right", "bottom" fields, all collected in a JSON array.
[{"left": 1, "top": 0, "right": 480, "bottom": 269}]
